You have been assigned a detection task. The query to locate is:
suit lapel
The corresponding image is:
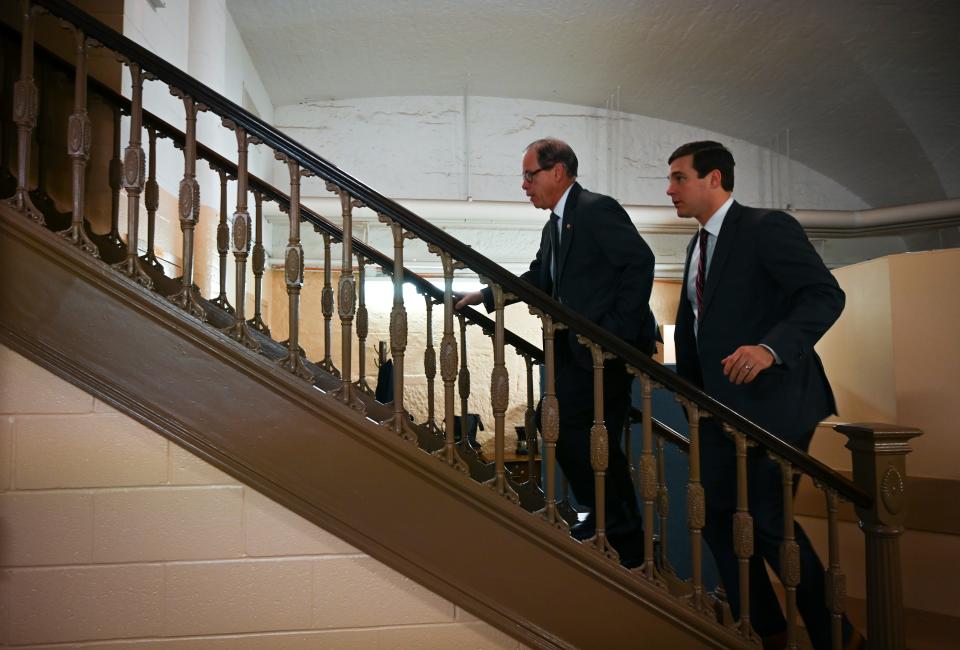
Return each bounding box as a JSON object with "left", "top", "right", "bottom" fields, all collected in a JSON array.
[
  {"left": 679, "top": 231, "right": 696, "bottom": 311},
  {"left": 700, "top": 201, "right": 741, "bottom": 317},
  {"left": 555, "top": 182, "right": 580, "bottom": 286}
]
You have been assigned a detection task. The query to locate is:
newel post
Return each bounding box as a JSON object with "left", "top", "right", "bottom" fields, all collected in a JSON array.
[{"left": 835, "top": 422, "right": 922, "bottom": 650}]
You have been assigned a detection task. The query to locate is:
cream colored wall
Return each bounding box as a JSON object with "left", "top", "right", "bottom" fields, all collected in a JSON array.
[
  {"left": 807, "top": 248, "right": 960, "bottom": 618},
  {"left": 815, "top": 248, "right": 960, "bottom": 474},
  {"left": 0, "top": 344, "right": 519, "bottom": 649}
]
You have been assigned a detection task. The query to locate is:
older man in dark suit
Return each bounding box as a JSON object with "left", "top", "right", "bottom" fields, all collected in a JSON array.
[
  {"left": 669, "top": 140, "right": 861, "bottom": 649},
  {"left": 457, "top": 138, "right": 657, "bottom": 565}
]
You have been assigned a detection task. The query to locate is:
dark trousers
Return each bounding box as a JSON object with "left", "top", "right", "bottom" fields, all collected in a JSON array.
[
  {"left": 700, "top": 418, "right": 852, "bottom": 649},
  {"left": 554, "top": 344, "right": 638, "bottom": 520}
]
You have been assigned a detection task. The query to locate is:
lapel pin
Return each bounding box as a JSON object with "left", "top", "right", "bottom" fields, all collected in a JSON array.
[{"left": 565, "top": 224, "right": 572, "bottom": 229}]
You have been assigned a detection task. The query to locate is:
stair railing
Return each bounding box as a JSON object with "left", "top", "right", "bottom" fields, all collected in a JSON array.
[{"left": 7, "top": 2, "right": 922, "bottom": 648}]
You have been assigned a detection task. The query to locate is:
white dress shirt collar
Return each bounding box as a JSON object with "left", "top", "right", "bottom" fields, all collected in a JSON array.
[{"left": 702, "top": 196, "right": 734, "bottom": 238}]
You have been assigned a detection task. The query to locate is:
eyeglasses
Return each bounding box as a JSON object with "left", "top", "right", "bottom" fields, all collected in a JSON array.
[{"left": 522, "top": 165, "right": 554, "bottom": 182}]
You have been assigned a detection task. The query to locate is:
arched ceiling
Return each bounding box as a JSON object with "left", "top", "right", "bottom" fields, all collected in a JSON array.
[{"left": 225, "top": 0, "right": 960, "bottom": 208}]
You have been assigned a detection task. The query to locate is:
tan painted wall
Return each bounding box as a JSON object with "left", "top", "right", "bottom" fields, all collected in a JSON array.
[
  {"left": 814, "top": 248, "right": 960, "bottom": 475},
  {"left": 0, "top": 344, "right": 520, "bottom": 648},
  {"left": 808, "top": 248, "right": 960, "bottom": 618}
]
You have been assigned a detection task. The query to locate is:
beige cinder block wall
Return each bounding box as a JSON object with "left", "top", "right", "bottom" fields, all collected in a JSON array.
[
  {"left": 805, "top": 248, "right": 960, "bottom": 618},
  {"left": 0, "top": 345, "right": 520, "bottom": 649}
]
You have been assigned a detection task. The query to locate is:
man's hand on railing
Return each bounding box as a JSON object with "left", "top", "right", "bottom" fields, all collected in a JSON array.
[{"left": 454, "top": 291, "right": 484, "bottom": 311}]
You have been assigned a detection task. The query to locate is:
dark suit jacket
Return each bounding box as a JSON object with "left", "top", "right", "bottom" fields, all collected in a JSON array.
[
  {"left": 483, "top": 182, "right": 657, "bottom": 367},
  {"left": 674, "top": 201, "right": 845, "bottom": 443}
]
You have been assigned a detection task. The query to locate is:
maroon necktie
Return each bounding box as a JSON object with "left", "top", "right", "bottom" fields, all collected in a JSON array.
[{"left": 696, "top": 228, "right": 708, "bottom": 317}]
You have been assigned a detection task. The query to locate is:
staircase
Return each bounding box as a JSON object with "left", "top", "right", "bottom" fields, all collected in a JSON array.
[{"left": 0, "top": 2, "right": 921, "bottom": 648}]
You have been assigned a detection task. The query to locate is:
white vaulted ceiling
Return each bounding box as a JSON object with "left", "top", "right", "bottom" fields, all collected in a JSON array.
[{"left": 225, "top": 0, "right": 960, "bottom": 209}]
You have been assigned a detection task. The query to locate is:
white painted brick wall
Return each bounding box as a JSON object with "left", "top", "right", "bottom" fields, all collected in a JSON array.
[{"left": 0, "top": 344, "right": 519, "bottom": 649}]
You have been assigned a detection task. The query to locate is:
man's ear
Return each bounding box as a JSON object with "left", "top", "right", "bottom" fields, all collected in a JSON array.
[{"left": 709, "top": 168, "right": 722, "bottom": 189}]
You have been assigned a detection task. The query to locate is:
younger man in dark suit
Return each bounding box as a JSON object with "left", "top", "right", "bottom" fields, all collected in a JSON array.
[
  {"left": 457, "top": 138, "right": 657, "bottom": 565},
  {"left": 668, "top": 140, "right": 861, "bottom": 649}
]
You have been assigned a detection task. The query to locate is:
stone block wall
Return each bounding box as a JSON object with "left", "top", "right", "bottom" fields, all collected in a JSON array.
[{"left": 0, "top": 345, "right": 520, "bottom": 648}]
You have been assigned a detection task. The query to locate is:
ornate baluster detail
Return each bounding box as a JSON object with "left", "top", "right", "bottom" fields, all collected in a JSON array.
[
  {"left": 168, "top": 93, "right": 206, "bottom": 320},
  {"left": 354, "top": 255, "right": 373, "bottom": 394},
  {"left": 486, "top": 284, "right": 518, "bottom": 503},
  {"left": 428, "top": 248, "right": 465, "bottom": 470},
  {"left": 625, "top": 415, "right": 636, "bottom": 486},
  {"left": 275, "top": 157, "right": 312, "bottom": 381},
  {"left": 729, "top": 428, "right": 756, "bottom": 639},
  {"left": 451, "top": 312, "right": 490, "bottom": 478},
  {"left": 637, "top": 373, "right": 660, "bottom": 578},
  {"left": 821, "top": 487, "right": 846, "bottom": 650},
  {"left": 655, "top": 430, "right": 671, "bottom": 571},
  {"left": 59, "top": 26, "right": 97, "bottom": 254},
  {"left": 221, "top": 123, "right": 258, "bottom": 350},
  {"left": 523, "top": 354, "right": 537, "bottom": 485},
  {"left": 327, "top": 184, "right": 363, "bottom": 411},
  {"left": 140, "top": 126, "right": 162, "bottom": 271},
  {"left": 247, "top": 190, "right": 270, "bottom": 335},
  {"left": 208, "top": 166, "right": 234, "bottom": 314},
  {"left": 579, "top": 338, "right": 618, "bottom": 561},
  {"left": 113, "top": 63, "right": 152, "bottom": 287},
  {"left": 531, "top": 311, "right": 567, "bottom": 529},
  {"left": 457, "top": 313, "right": 470, "bottom": 448},
  {"left": 378, "top": 215, "right": 416, "bottom": 441},
  {"left": 422, "top": 293, "right": 440, "bottom": 433},
  {"left": 4, "top": 0, "right": 43, "bottom": 223},
  {"left": 771, "top": 455, "right": 801, "bottom": 649},
  {"left": 318, "top": 232, "right": 340, "bottom": 376},
  {"left": 105, "top": 103, "right": 124, "bottom": 255},
  {"left": 677, "top": 396, "right": 706, "bottom": 611}
]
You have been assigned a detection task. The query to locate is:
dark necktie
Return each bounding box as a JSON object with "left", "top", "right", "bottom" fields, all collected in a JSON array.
[
  {"left": 696, "top": 227, "right": 708, "bottom": 317},
  {"left": 549, "top": 212, "right": 560, "bottom": 298}
]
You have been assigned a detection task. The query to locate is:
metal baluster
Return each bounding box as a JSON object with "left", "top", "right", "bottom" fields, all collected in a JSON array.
[
  {"left": 731, "top": 429, "right": 755, "bottom": 638},
  {"left": 139, "top": 127, "right": 162, "bottom": 271},
  {"left": 60, "top": 26, "right": 97, "bottom": 255},
  {"left": 4, "top": 0, "right": 43, "bottom": 223},
  {"left": 656, "top": 432, "right": 671, "bottom": 572},
  {"left": 379, "top": 215, "right": 415, "bottom": 441},
  {"left": 247, "top": 190, "right": 270, "bottom": 335},
  {"left": 168, "top": 93, "right": 205, "bottom": 320},
  {"left": 638, "top": 374, "right": 659, "bottom": 578},
  {"left": 581, "top": 339, "right": 617, "bottom": 561},
  {"left": 105, "top": 103, "right": 123, "bottom": 256},
  {"left": 775, "top": 456, "right": 801, "bottom": 649},
  {"left": 354, "top": 255, "right": 373, "bottom": 395},
  {"left": 533, "top": 312, "right": 566, "bottom": 529},
  {"left": 430, "top": 249, "right": 463, "bottom": 467},
  {"left": 487, "top": 284, "right": 518, "bottom": 502},
  {"left": 329, "top": 185, "right": 363, "bottom": 411},
  {"left": 113, "top": 63, "right": 152, "bottom": 287},
  {"left": 209, "top": 166, "right": 234, "bottom": 314},
  {"left": 422, "top": 293, "right": 441, "bottom": 433},
  {"left": 677, "top": 397, "right": 706, "bottom": 611},
  {"left": 275, "top": 157, "right": 312, "bottom": 381},
  {"left": 523, "top": 354, "right": 537, "bottom": 485},
  {"left": 318, "top": 232, "right": 340, "bottom": 376},
  {"left": 823, "top": 488, "right": 846, "bottom": 650},
  {"left": 221, "top": 124, "right": 258, "bottom": 350},
  {"left": 457, "top": 313, "right": 470, "bottom": 448},
  {"left": 453, "top": 312, "right": 489, "bottom": 478}
]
